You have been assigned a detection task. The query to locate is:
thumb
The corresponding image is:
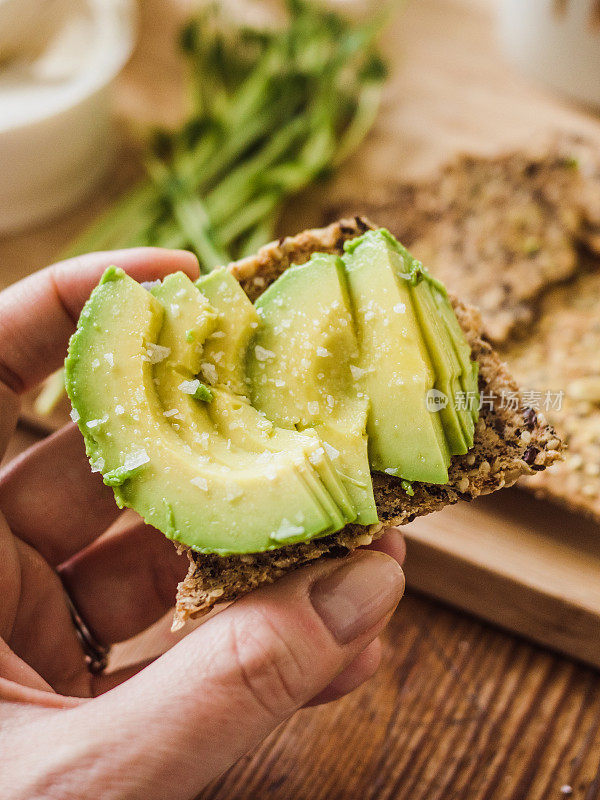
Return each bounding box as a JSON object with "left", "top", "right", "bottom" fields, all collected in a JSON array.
[{"left": 40, "top": 550, "right": 403, "bottom": 800}]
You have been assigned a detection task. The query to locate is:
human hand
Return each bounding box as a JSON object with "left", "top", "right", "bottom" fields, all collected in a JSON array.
[{"left": 0, "top": 249, "right": 405, "bottom": 800}]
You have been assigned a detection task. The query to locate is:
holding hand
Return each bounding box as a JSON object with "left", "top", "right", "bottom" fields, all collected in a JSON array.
[{"left": 0, "top": 249, "right": 404, "bottom": 800}]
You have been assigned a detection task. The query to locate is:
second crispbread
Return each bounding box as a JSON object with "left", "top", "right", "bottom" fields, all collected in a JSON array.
[
  {"left": 506, "top": 260, "right": 600, "bottom": 523},
  {"left": 327, "top": 141, "right": 600, "bottom": 345}
]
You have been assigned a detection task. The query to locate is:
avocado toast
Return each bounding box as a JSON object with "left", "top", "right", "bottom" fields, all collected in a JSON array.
[{"left": 65, "top": 218, "right": 561, "bottom": 628}]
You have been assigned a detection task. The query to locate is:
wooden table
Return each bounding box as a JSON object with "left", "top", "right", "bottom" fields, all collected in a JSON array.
[{"left": 2, "top": 0, "right": 600, "bottom": 797}]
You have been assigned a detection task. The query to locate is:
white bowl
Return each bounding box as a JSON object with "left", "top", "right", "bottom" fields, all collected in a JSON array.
[
  {"left": 0, "top": 0, "right": 136, "bottom": 235},
  {"left": 497, "top": 0, "right": 600, "bottom": 108}
]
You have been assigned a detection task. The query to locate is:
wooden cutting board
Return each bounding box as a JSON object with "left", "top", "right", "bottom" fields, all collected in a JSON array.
[{"left": 4, "top": 0, "right": 600, "bottom": 669}]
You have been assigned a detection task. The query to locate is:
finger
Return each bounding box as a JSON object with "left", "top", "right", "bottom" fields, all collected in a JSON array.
[
  {"left": 59, "top": 517, "right": 188, "bottom": 644},
  {"left": 0, "top": 636, "right": 54, "bottom": 693},
  {"left": 55, "top": 551, "right": 404, "bottom": 800},
  {"left": 9, "top": 536, "right": 91, "bottom": 698},
  {"left": 305, "top": 637, "right": 382, "bottom": 707},
  {"left": 0, "top": 381, "right": 19, "bottom": 461},
  {"left": 94, "top": 639, "right": 383, "bottom": 702},
  {"left": 366, "top": 528, "right": 406, "bottom": 565},
  {"left": 0, "top": 248, "right": 199, "bottom": 393},
  {"left": 92, "top": 658, "right": 157, "bottom": 696},
  {"left": 0, "top": 424, "right": 120, "bottom": 566}
]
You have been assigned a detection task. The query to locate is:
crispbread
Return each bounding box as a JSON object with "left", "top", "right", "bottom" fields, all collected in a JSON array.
[
  {"left": 505, "top": 259, "right": 600, "bottom": 523},
  {"left": 173, "top": 217, "right": 561, "bottom": 628},
  {"left": 327, "top": 144, "right": 596, "bottom": 344}
]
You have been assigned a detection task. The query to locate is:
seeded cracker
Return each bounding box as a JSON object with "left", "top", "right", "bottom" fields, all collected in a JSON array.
[
  {"left": 327, "top": 143, "right": 599, "bottom": 345},
  {"left": 505, "top": 262, "right": 600, "bottom": 522},
  {"left": 173, "top": 217, "right": 560, "bottom": 628}
]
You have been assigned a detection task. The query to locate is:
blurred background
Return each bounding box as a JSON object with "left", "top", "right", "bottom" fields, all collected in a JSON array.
[
  {"left": 2, "top": 0, "right": 599, "bottom": 282},
  {"left": 3, "top": 2, "right": 600, "bottom": 798}
]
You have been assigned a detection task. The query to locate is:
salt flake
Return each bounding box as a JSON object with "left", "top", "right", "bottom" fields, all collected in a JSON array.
[
  {"left": 179, "top": 379, "right": 200, "bottom": 395},
  {"left": 142, "top": 344, "right": 171, "bottom": 364},
  {"left": 323, "top": 442, "right": 340, "bottom": 460},
  {"left": 271, "top": 518, "right": 305, "bottom": 542},
  {"left": 350, "top": 365, "right": 366, "bottom": 380},
  {"left": 254, "top": 345, "right": 275, "bottom": 362},
  {"left": 123, "top": 449, "right": 150, "bottom": 471},
  {"left": 200, "top": 362, "right": 218, "bottom": 384}
]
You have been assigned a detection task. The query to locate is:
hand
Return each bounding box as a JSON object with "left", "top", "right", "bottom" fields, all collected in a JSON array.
[{"left": 0, "top": 249, "right": 405, "bottom": 800}]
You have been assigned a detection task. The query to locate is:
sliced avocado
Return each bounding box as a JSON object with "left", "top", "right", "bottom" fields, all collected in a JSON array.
[
  {"left": 408, "top": 280, "right": 471, "bottom": 454},
  {"left": 206, "top": 389, "right": 355, "bottom": 529},
  {"left": 150, "top": 272, "right": 236, "bottom": 467},
  {"left": 152, "top": 273, "right": 356, "bottom": 530},
  {"left": 390, "top": 239, "right": 479, "bottom": 437},
  {"left": 431, "top": 285, "right": 480, "bottom": 426},
  {"left": 247, "top": 253, "right": 378, "bottom": 525},
  {"left": 343, "top": 230, "right": 451, "bottom": 484},
  {"left": 195, "top": 268, "right": 259, "bottom": 395},
  {"left": 65, "top": 267, "right": 352, "bottom": 554},
  {"left": 193, "top": 269, "right": 357, "bottom": 522}
]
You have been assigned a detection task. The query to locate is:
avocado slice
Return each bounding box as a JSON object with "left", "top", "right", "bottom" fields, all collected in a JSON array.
[
  {"left": 389, "top": 239, "right": 478, "bottom": 441},
  {"left": 152, "top": 271, "right": 356, "bottom": 532},
  {"left": 196, "top": 268, "right": 357, "bottom": 526},
  {"left": 410, "top": 280, "right": 471, "bottom": 453},
  {"left": 342, "top": 230, "right": 451, "bottom": 484},
  {"left": 150, "top": 272, "right": 259, "bottom": 469},
  {"left": 431, "top": 284, "right": 480, "bottom": 426},
  {"left": 196, "top": 268, "right": 259, "bottom": 395},
  {"left": 65, "top": 267, "right": 352, "bottom": 554},
  {"left": 247, "top": 253, "right": 378, "bottom": 525}
]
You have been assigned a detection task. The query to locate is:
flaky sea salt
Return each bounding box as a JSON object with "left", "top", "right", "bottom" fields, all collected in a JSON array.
[
  {"left": 86, "top": 414, "right": 108, "bottom": 429},
  {"left": 200, "top": 362, "right": 218, "bottom": 384},
  {"left": 271, "top": 518, "right": 305, "bottom": 541},
  {"left": 179, "top": 379, "right": 200, "bottom": 395},
  {"left": 70, "top": 408, "right": 80, "bottom": 423},
  {"left": 308, "top": 447, "right": 325, "bottom": 465},
  {"left": 350, "top": 365, "right": 366, "bottom": 380},
  {"left": 254, "top": 345, "right": 275, "bottom": 362},
  {"left": 323, "top": 442, "right": 340, "bottom": 461},
  {"left": 142, "top": 343, "right": 171, "bottom": 364},
  {"left": 123, "top": 449, "right": 150, "bottom": 471},
  {"left": 191, "top": 476, "right": 208, "bottom": 491}
]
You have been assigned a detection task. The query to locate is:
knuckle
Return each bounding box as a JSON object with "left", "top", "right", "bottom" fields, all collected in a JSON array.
[{"left": 228, "top": 610, "right": 309, "bottom": 720}]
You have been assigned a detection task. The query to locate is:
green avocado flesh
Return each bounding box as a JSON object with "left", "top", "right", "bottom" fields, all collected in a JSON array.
[
  {"left": 248, "top": 253, "right": 377, "bottom": 525},
  {"left": 65, "top": 230, "right": 479, "bottom": 555},
  {"left": 65, "top": 268, "right": 355, "bottom": 554}
]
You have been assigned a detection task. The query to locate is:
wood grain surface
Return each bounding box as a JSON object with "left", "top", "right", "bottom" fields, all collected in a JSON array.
[
  {"left": 2, "top": 0, "right": 600, "bottom": 797},
  {"left": 198, "top": 593, "right": 600, "bottom": 800}
]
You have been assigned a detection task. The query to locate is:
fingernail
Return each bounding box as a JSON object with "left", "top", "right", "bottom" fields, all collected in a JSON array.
[{"left": 310, "top": 551, "right": 404, "bottom": 644}]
